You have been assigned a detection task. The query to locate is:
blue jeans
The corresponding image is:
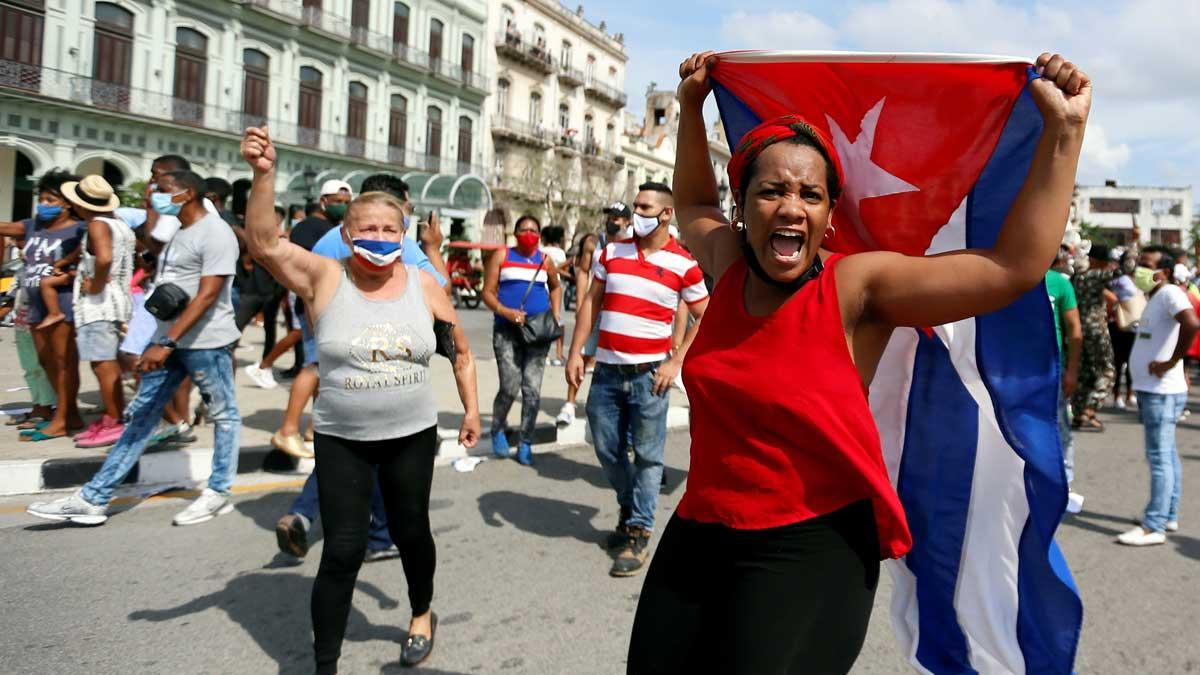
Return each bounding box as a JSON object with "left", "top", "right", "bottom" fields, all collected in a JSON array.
[
  {"left": 1059, "top": 392, "right": 1075, "bottom": 486},
  {"left": 82, "top": 347, "right": 241, "bottom": 506},
  {"left": 291, "top": 472, "right": 394, "bottom": 551},
  {"left": 1137, "top": 391, "right": 1186, "bottom": 533},
  {"left": 585, "top": 363, "right": 670, "bottom": 531}
]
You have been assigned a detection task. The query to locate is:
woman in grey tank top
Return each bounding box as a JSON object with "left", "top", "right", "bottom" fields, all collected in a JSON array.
[{"left": 240, "top": 128, "right": 481, "bottom": 673}]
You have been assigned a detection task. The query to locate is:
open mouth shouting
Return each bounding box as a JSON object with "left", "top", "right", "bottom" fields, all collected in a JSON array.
[{"left": 768, "top": 227, "right": 808, "bottom": 265}]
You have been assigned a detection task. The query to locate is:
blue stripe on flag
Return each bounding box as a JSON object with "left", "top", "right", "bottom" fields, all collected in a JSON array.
[
  {"left": 712, "top": 81, "right": 763, "bottom": 152},
  {"left": 967, "top": 71, "right": 1083, "bottom": 675},
  {"left": 900, "top": 331, "right": 979, "bottom": 675}
]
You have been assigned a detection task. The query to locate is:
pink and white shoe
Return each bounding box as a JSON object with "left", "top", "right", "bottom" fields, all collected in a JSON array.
[
  {"left": 73, "top": 419, "right": 105, "bottom": 446},
  {"left": 76, "top": 417, "right": 125, "bottom": 449}
]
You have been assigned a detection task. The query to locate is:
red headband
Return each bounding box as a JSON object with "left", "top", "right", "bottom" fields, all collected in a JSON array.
[{"left": 726, "top": 115, "right": 844, "bottom": 201}]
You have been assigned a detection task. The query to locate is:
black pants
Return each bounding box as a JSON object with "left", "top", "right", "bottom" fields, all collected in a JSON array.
[
  {"left": 1110, "top": 323, "right": 1135, "bottom": 401},
  {"left": 235, "top": 290, "right": 300, "bottom": 363},
  {"left": 628, "top": 501, "right": 880, "bottom": 675},
  {"left": 311, "top": 426, "right": 438, "bottom": 675}
]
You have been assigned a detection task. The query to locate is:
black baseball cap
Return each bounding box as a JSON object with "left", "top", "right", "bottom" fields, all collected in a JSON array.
[{"left": 604, "top": 201, "right": 631, "bottom": 219}]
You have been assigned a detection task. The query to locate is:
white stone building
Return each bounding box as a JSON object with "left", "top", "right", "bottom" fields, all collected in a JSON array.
[
  {"left": 620, "top": 88, "right": 734, "bottom": 218},
  {"left": 1073, "top": 181, "right": 1194, "bottom": 246},
  {"left": 483, "top": 0, "right": 626, "bottom": 242},
  {"left": 0, "top": 0, "right": 494, "bottom": 234}
]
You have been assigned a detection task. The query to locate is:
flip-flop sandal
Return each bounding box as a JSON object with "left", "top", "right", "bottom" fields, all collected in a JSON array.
[
  {"left": 20, "top": 430, "right": 66, "bottom": 442},
  {"left": 1081, "top": 416, "right": 1105, "bottom": 432},
  {"left": 5, "top": 414, "right": 31, "bottom": 426},
  {"left": 19, "top": 420, "right": 52, "bottom": 435}
]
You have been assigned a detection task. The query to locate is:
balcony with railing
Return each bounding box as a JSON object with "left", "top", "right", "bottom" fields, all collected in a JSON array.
[
  {"left": 494, "top": 29, "right": 554, "bottom": 74},
  {"left": 584, "top": 78, "right": 627, "bottom": 108},
  {"left": 491, "top": 114, "right": 552, "bottom": 149},
  {"left": 302, "top": 5, "right": 352, "bottom": 39},
  {"left": 0, "top": 59, "right": 472, "bottom": 173},
  {"left": 583, "top": 139, "right": 622, "bottom": 165},
  {"left": 557, "top": 64, "right": 585, "bottom": 88},
  {"left": 243, "top": 0, "right": 303, "bottom": 22},
  {"left": 553, "top": 130, "right": 580, "bottom": 154}
]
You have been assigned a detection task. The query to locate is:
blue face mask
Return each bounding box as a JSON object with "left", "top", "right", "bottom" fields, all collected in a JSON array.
[
  {"left": 351, "top": 238, "right": 404, "bottom": 267},
  {"left": 150, "top": 191, "right": 183, "bottom": 216},
  {"left": 36, "top": 204, "right": 63, "bottom": 221}
]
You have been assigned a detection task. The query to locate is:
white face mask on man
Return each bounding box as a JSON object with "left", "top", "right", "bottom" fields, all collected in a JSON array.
[{"left": 632, "top": 212, "right": 662, "bottom": 238}]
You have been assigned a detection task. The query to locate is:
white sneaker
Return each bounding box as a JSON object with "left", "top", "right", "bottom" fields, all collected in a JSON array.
[
  {"left": 26, "top": 491, "right": 108, "bottom": 525},
  {"left": 1167, "top": 520, "right": 1180, "bottom": 532},
  {"left": 173, "top": 488, "right": 234, "bottom": 526},
  {"left": 556, "top": 402, "right": 576, "bottom": 428},
  {"left": 1066, "top": 492, "right": 1085, "bottom": 514},
  {"left": 1116, "top": 526, "right": 1166, "bottom": 546},
  {"left": 243, "top": 364, "right": 278, "bottom": 390},
  {"left": 1114, "top": 398, "right": 1127, "bottom": 410}
]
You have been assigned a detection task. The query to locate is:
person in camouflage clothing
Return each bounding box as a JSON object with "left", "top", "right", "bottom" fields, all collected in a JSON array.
[{"left": 1071, "top": 242, "right": 1128, "bottom": 429}]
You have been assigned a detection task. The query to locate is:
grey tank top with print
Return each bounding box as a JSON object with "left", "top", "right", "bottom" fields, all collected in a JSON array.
[{"left": 313, "top": 264, "right": 437, "bottom": 441}]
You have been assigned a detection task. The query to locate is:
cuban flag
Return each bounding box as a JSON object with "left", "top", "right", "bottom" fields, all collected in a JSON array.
[{"left": 711, "top": 52, "right": 1083, "bottom": 674}]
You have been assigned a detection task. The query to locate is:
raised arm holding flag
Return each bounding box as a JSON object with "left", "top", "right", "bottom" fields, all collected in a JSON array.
[{"left": 626, "top": 51, "right": 1090, "bottom": 675}]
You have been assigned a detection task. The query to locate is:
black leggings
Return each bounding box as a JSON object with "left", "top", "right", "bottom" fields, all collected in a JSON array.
[
  {"left": 1110, "top": 323, "right": 1135, "bottom": 401},
  {"left": 311, "top": 426, "right": 438, "bottom": 675},
  {"left": 628, "top": 501, "right": 881, "bottom": 675}
]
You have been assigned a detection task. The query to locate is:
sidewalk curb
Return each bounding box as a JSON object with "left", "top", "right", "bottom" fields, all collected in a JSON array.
[{"left": 0, "top": 406, "right": 690, "bottom": 496}]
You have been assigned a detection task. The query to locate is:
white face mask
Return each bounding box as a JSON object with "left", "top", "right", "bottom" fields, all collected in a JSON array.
[{"left": 632, "top": 212, "right": 661, "bottom": 238}]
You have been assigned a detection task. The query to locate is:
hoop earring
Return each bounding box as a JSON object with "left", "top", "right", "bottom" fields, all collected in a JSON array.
[
  {"left": 824, "top": 223, "right": 837, "bottom": 240},
  {"left": 731, "top": 220, "right": 745, "bottom": 233}
]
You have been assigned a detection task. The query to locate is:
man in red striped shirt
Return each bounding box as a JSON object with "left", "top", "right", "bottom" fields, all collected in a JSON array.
[{"left": 567, "top": 182, "right": 709, "bottom": 577}]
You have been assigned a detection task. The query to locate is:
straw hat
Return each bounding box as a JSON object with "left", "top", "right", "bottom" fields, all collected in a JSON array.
[{"left": 61, "top": 175, "right": 121, "bottom": 212}]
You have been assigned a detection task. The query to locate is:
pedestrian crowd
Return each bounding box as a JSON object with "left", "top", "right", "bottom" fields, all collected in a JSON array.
[
  {"left": 1, "top": 49, "right": 1174, "bottom": 675},
  {"left": 1047, "top": 228, "right": 1198, "bottom": 546}
]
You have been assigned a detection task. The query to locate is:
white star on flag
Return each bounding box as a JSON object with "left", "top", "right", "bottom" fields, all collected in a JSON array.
[{"left": 826, "top": 98, "right": 920, "bottom": 249}]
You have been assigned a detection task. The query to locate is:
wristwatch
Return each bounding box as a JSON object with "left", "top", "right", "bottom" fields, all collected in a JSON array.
[{"left": 156, "top": 336, "right": 178, "bottom": 350}]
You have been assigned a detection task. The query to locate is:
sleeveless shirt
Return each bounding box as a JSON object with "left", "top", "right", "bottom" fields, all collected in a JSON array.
[
  {"left": 677, "top": 254, "right": 912, "bottom": 559},
  {"left": 495, "top": 247, "right": 549, "bottom": 326},
  {"left": 74, "top": 216, "right": 136, "bottom": 326},
  {"left": 313, "top": 264, "right": 438, "bottom": 441}
]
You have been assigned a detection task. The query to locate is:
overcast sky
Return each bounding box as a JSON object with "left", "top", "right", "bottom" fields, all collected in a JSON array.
[{"left": 581, "top": 0, "right": 1198, "bottom": 198}]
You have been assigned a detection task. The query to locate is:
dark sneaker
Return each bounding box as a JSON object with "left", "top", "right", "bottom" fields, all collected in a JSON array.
[
  {"left": 610, "top": 527, "right": 651, "bottom": 577},
  {"left": 605, "top": 506, "right": 634, "bottom": 550},
  {"left": 275, "top": 513, "right": 310, "bottom": 557},
  {"left": 365, "top": 545, "right": 400, "bottom": 563}
]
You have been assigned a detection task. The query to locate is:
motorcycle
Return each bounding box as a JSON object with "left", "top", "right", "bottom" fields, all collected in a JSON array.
[{"left": 451, "top": 266, "right": 483, "bottom": 309}]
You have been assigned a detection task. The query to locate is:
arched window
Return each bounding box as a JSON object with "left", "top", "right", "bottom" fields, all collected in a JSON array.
[
  {"left": 501, "top": 5, "right": 514, "bottom": 31},
  {"left": 350, "top": 0, "right": 368, "bottom": 32},
  {"left": 585, "top": 54, "right": 595, "bottom": 82},
  {"left": 457, "top": 116, "right": 473, "bottom": 173},
  {"left": 347, "top": 81, "right": 368, "bottom": 155},
  {"left": 461, "top": 34, "right": 475, "bottom": 76},
  {"left": 559, "top": 40, "right": 572, "bottom": 69},
  {"left": 92, "top": 2, "right": 134, "bottom": 110},
  {"left": 496, "top": 79, "right": 509, "bottom": 117},
  {"left": 557, "top": 103, "right": 569, "bottom": 132},
  {"left": 241, "top": 48, "right": 269, "bottom": 127},
  {"left": 606, "top": 122, "right": 615, "bottom": 151},
  {"left": 428, "top": 18, "right": 443, "bottom": 67},
  {"left": 389, "top": 94, "right": 408, "bottom": 160},
  {"left": 173, "top": 27, "right": 207, "bottom": 124},
  {"left": 392, "top": 2, "right": 409, "bottom": 46},
  {"left": 298, "top": 65, "right": 323, "bottom": 146},
  {"left": 528, "top": 92, "right": 542, "bottom": 126},
  {"left": 425, "top": 106, "right": 442, "bottom": 171},
  {"left": 583, "top": 114, "right": 594, "bottom": 144}
]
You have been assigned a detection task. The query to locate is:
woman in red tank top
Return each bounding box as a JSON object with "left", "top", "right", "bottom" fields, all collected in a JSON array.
[{"left": 626, "top": 51, "right": 1093, "bottom": 675}]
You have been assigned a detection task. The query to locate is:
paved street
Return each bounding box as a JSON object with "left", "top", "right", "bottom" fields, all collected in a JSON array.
[{"left": 1, "top": 387, "right": 1199, "bottom": 673}]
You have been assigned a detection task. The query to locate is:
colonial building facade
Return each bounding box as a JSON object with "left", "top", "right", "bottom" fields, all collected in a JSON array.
[
  {"left": 483, "top": 0, "right": 626, "bottom": 241},
  {"left": 0, "top": 0, "right": 493, "bottom": 229}
]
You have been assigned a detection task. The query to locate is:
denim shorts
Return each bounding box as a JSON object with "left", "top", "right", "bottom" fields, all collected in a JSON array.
[
  {"left": 301, "top": 312, "right": 317, "bottom": 366},
  {"left": 76, "top": 320, "right": 121, "bottom": 362}
]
